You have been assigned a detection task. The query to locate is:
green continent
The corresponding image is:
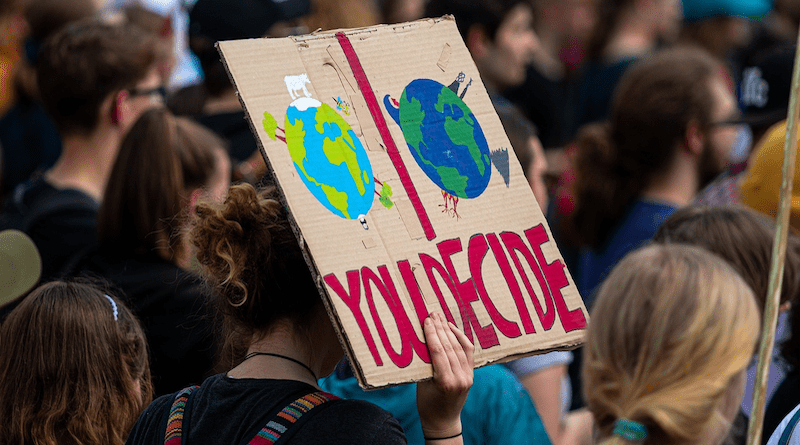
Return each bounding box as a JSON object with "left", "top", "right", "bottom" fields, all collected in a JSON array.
[
  {"left": 320, "top": 183, "right": 350, "bottom": 219},
  {"left": 315, "top": 104, "right": 368, "bottom": 196},
  {"left": 285, "top": 116, "right": 308, "bottom": 174},
  {"left": 399, "top": 95, "right": 425, "bottom": 150},
  {"left": 435, "top": 165, "right": 468, "bottom": 198},
  {"left": 285, "top": 114, "right": 349, "bottom": 217},
  {"left": 263, "top": 112, "right": 278, "bottom": 140},
  {"left": 438, "top": 88, "right": 485, "bottom": 176}
]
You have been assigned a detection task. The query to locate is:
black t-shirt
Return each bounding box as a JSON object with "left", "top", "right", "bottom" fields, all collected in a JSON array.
[
  {"left": 126, "top": 375, "right": 406, "bottom": 445},
  {"left": 71, "top": 248, "right": 216, "bottom": 397},
  {"left": 0, "top": 177, "right": 98, "bottom": 280}
]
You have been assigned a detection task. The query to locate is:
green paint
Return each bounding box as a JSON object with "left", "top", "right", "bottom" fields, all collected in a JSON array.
[
  {"left": 262, "top": 112, "right": 278, "bottom": 140},
  {"left": 435, "top": 164, "right": 468, "bottom": 198},
  {"left": 320, "top": 183, "right": 350, "bottom": 218},
  {"left": 315, "top": 104, "right": 367, "bottom": 196},
  {"left": 379, "top": 182, "right": 394, "bottom": 209},
  {"left": 438, "top": 88, "right": 486, "bottom": 176},
  {"left": 285, "top": 117, "right": 308, "bottom": 174},
  {"left": 399, "top": 96, "right": 425, "bottom": 150}
]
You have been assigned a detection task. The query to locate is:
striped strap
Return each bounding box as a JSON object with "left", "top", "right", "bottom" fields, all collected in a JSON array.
[
  {"left": 248, "top": 391, "right": 340, "bottom": 445},
  {"left": 164, "top": 385, "right": 199, "bottom": 445}
]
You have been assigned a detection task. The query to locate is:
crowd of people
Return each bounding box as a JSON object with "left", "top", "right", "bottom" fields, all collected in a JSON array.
[{"left": 2, "top": 0, "right": 800, "bottom": 444}]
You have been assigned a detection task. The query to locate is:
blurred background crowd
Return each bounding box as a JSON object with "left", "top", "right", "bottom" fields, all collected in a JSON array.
[{"left": 3, "top": 0, "right": 800, "bottom": 444}]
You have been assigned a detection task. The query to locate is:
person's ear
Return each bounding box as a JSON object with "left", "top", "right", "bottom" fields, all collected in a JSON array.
[
  {"left": 466, "top": 25, "right": 491, "bottom": 60},
  {"left": 684, "top": 120, "right": 704, "bottom": 156},
  {"left": 111, "top": 90, "right": 129, "bottom": 126}
]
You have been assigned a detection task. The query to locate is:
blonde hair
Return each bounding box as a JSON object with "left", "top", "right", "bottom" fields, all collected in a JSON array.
[{"left": 583, "top": 244, "right": 759, "bottom": 445}]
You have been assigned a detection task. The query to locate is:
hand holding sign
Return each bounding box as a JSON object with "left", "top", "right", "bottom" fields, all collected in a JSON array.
[{"left": 417, "top": 312, "right": 473, "bottom": 443}]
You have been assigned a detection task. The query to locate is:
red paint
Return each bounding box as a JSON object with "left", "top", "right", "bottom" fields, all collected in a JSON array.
[
  {"left": 420, "top": 253, "right": 458, "bottom": 326},
  {"left": 467, "top": 234, "right": 522, "bottom": 338},
  {"left": 525, "top": 224, "right": 587, "bottom": 332},
  {"left": 500, "top": 231, "right": 555, "bottom": 331},
  {"left": 335, "top": 32, "right": 435, "bottom": 240},
  {"left": 362, "top": 267, "right": 414, "bottom": 367},
  {"left": 378, "top": 265, "right": 430, "bottom": 363},
  {"left": 324, "top": 271, "right": 383, "bottom": 365},
  {"left": 486, "top": 233, "right": 536, "bottom": 334},
  {"left": 437, "top": 238, "right": 500, "bottom": 349}
]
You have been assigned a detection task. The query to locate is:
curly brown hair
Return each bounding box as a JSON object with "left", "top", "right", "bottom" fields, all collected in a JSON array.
[
  {"left": 190, "top": 183, "right": 322, "bottom": 368},
  {"left": 0, "top": 281, "right": 152, "bottom": 445}
]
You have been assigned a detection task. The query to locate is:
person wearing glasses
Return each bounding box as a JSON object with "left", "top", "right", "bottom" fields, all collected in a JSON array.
[{"left": 0, "top": 19, "right": 160, "bottom": 281}]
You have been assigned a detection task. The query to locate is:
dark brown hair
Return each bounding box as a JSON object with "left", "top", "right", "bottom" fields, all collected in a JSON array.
[
  {"left": 190, "top": 183, "right": 322, "bottom": 368},
  {"left": 585, "top": 0, "right": 636, "bottom": 61},
  {"left": 0, "top": 281, "right": 152, "bottom": 445},
  {"left": 97, "top": 108, "right": 225, "bottom": 264},
  {"left": 653, "top": 205, "right": 800, "bottom": 313},
  {"left": 425, "top": 0, "right": 529, "bottom": 43},
  {"left": 36, "top": 20, "right": 157, "bottom": 136},
  {"left": 568, "top": 46, "right": 722, "bottom": 249}
]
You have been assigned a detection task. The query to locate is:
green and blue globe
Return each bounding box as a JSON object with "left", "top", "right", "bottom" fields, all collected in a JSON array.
[
  {"left": 285, "top": 98, "right": 374, "bottom": 219},
  {"left": 384, "top": 78, "right": 491, "bottom": 199}
]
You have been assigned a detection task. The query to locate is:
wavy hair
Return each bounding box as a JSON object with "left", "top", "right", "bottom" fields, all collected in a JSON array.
[
  {"left": 0, "top": 281, "right": 152, "bottom": 445},
  {"left": 583, "top": 244, "right": 759, "bottom": 445},
  {"left": 189, "top": 183, "right": 322, "bottom": 368}
]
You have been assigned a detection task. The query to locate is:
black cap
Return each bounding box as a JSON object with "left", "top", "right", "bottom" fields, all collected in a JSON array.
[
  {"left": 739, "top": 45, "right": 795, "bottom": 128},
  {"left": 189, "top": 0, "right": 311, "bottom": 42}
]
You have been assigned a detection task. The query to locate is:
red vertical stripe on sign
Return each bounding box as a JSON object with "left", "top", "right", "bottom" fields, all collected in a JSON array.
[{"left": 335, "top": 32, "right": 436, "bottom": 241}]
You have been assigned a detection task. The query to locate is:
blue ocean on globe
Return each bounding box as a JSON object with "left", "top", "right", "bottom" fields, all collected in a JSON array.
[
  {"left": 285, "top": 98, "right": 374, "bottom": 219},
  {"left": 384, "top": 78, "right": 491, "bottom": 199}
]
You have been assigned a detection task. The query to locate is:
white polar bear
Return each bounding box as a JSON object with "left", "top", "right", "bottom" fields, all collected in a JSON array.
[{"left": 284, "top": 74, "right": 311, "bottom": 100}]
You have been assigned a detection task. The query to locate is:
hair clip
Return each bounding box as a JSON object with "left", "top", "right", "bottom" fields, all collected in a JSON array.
[
  {"left": 613, "top": 418, "right": 648, "bottom": 442},
  {"left": 103, "top": 294, "right": 119, "bottom": 321}
]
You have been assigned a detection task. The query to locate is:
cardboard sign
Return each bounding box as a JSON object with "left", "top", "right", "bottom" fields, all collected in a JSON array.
[{"left": 217, "top": 16, "right": 588, "bottom": 388}]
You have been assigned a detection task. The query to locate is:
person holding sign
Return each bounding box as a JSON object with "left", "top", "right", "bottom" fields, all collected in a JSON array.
[
  {"left": 125, "top": 183, "right": 474, "bottom": 445},
  {"left": 583, "top": 244, "right": 760, "bottom": 445}
]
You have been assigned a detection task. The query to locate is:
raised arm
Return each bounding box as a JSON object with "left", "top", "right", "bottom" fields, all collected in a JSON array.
[{"left": 417, "top": 312, "right": 474, "bottom": 445}]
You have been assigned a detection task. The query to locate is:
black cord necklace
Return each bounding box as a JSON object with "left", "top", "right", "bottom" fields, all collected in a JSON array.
[{"left": 241, "top": 351, "right": 318, "bottom": 381}]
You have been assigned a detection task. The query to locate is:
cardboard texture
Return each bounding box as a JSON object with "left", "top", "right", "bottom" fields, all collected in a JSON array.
[{"left": 217, "top": 16, "right": 588, "bottom": 389}]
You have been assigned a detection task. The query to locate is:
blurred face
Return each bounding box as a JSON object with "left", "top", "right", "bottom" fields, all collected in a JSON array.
[
  {"left": 123, "top": 68, "right": 164, "bottom": 130},
  {"left": 699, "top": 74, "right": 739, "bottom": 186},
  {"left": 526, "top": 136, "right": 549, "bottom": 210},
  {"left": 480, "top": 3, "right": 538, "bottom": 89},
  {"left": 654, "top": 0, "right": 683, "bottom": 42}
]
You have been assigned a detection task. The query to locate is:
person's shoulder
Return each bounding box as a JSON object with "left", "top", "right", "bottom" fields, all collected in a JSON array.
[
  {"left": 303, "top": 397, "right": 406, "bottom": 444},
  {"left": 125, "top": 392, "right": 177, "bottom": 445}
]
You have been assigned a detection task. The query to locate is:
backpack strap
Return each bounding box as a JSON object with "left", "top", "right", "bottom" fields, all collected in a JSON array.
[
  {"left": 247, "top": 391, "right": 340, "bottom": 445},
  {"left": 165, "top": 385, "right": 200, "bottom": 445}
]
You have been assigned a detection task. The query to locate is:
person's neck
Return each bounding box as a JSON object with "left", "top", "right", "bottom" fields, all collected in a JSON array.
[
  {"left": 640, "top": 153, "right": 698, "bottom": 207},
  {"left": 603, "top": 17, "right": 657, "bottom": 62},
  {"left": 227, "top": 328, "right": 322, "bottom": 387},
  {"left": 46, "top": 128, "right": 120, "bottom": 202}
]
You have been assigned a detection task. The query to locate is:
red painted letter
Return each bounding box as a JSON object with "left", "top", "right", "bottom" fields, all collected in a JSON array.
[
  {"left": 486, "top": 233, "right": 536, "bottom": 334},
  {"left": 499, "top": 231, "right": 555, "bottom": 331},
  {"left": 467, "top": 234, "right": 522, "bottom": 339},
  {"left": 525, "top": 224, "right": 587, "bottom": 332},
  {"left": 437, "top": 238, "right": 500, "bottom": 349},
  {"left": 362, "top": 266, "right": 414, "bottom": 367},
  {"left": 324, "top": 271, "right": 383, "bottom": 365}
]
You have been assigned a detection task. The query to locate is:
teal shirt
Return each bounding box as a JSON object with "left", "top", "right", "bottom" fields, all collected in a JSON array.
[{"left": 319, "top": 364, "right": 551, "bottom": 445}]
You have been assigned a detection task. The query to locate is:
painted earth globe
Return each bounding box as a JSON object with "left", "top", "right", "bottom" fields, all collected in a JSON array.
[
  {"left": 384, "top": 78, "right": 491, "bottom": 199},
  {"left": 285, "top": 97, "right": 374, "bottom": 219}
]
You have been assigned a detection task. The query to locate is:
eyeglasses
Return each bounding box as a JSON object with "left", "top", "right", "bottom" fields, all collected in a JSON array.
[{"left": 128, "top": 86, "right": 167, "bottom": 103}]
